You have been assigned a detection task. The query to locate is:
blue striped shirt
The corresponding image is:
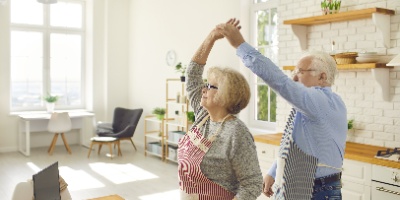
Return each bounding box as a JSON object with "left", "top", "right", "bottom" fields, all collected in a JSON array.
[{"left": 237, "top": 42, "right": 347, "bottom": 178}]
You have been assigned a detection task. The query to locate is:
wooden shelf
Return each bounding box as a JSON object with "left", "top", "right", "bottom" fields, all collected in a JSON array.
[
  {"left": 282, "top": 63, "right": 393, "bottom": 101},
  {"left": 283, "top": 7, "right": 395, "bottom": 50},
  {"left": 283, "top": 8, "right": 394, "bottom": 25},
  {"left": 282, "top": 63, "right": 393, "bottom": 71}
]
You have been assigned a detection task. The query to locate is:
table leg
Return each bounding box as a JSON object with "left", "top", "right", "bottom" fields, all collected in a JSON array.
[
  {"left": 26, "top": 120, "right": 30, "bottom": 156},
  {"left": 18, "top": 119, "right": 30, "bottom": 156}
]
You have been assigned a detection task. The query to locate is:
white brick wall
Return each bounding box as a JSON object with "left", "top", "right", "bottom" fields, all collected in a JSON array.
[{"left": 276, "top": 0, "right": 400, "bottom": 148}]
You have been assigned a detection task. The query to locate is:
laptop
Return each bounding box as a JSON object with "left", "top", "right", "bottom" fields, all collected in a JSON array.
[{"left": 33, "top": 161, "right": 61, "bottom": 200}]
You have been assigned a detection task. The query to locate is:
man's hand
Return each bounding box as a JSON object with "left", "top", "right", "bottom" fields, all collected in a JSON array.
[
  {"left": 216, "top": 18, "right": 245, "bottom": 48},
  {"left": 263, "top": 174, "right": 275, "bottom": 197}
]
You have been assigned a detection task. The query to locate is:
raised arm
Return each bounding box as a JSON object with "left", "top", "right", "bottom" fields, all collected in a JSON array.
[{"left": 187, "top": 19, "right": 241, "bottom": 114}]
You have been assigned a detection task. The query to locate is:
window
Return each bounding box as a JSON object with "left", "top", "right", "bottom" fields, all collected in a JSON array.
[
  {"left": 249, "top": 0, "right": 278, "bottom": 129},
  {"left": 10, "top": 0, "right": 86, "bottom": 111}
]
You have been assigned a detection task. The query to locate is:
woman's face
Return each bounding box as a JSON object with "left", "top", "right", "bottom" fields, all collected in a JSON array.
[{"left": 200, "top": 80, "right": 219, "bottom": 110}]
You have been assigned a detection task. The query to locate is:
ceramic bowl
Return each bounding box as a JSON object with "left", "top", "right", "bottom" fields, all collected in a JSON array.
[{"left": 356, "top": 57, "right": 380, "bottom": 63}]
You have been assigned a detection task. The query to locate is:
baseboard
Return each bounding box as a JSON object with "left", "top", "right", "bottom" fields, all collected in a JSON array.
[{"left": 0, "top": 146, "right": 18, "bottom": 153}]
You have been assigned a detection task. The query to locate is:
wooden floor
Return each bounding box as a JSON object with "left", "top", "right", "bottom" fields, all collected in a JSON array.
[{"left": 0, "top": 143, "right": 179, "bottom": 200}]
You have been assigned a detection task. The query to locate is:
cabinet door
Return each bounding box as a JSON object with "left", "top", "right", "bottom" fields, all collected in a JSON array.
[
  {"left": 342, "top": 180, "right": 371, "bottom": 200},
  {"left": 255, "top": 142, "right": 278, "bottom": 200},
  {"left": 255, "top": 142, "right": 278, "bottom": 170},
  {"left": 342, "top": 159, "right": 372, "bottom": 186}
]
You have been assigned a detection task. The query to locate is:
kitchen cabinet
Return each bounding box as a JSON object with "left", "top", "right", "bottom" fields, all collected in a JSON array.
[
  {"left": 254, "top": 134, "right": 400, "bottom": 199},
  {"left": 282, "top": 64, "right": 393, "bottom": 101},
  {"left": 283, "top": 7, "right": 395, "bottom": 50},
  {"left": 342, "top": 159, "right": 372, "bottom": 200},
  {"left": 255, "top": 142, "right": 279, "bottom": 200}
]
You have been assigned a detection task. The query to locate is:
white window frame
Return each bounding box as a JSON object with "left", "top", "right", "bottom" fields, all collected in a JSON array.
[
  {"left": 10, "top": 0, "right": 87, "bottom": 112},
  {"left": 248, "top": 0, "right": 279, "bottom": 131}
]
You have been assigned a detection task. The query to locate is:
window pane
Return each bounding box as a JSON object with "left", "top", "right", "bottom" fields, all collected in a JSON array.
[
  {"left": 254, "top": 7, "right": 278, "bottom": 123},
  {"left": 11, "top": 31, "right": 43, "bottom": 107},
  {"left": 50, "top": 2, "right": 83, "bottom": 28},
  {"left": 50, "top": 33, "right": 82, "bottom": 106},
  {"left": 256, "top": 85, "right": 277, "bottom": 122},
  {"left": 257, "top": 85, "right": 269, "bottom": 121},
  {"left": 10, "top": 0, "right": 43, "bottom": 25}
]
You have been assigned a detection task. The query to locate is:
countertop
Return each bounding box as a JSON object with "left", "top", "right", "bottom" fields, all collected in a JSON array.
[{"left": 254, "top": 133, "right": 400, "bottom": 169}]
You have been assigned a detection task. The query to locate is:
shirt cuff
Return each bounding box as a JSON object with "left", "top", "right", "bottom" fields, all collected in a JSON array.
[
  {"left": 267, "top": 161, "right": 277, "bottom": 179},
  {"left": 236, "top": 42, "right": 253, "bottom": 57}
]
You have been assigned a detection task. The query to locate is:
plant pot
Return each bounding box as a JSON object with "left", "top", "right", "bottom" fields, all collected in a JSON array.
[
  {"left": 180, "top": 76, "right": 185, "bottom": 82},
  {"left": 156, "top": 114, "right": 164, "bottom": 121},
  {"left": 321, "top": 0, "right": 341, "bottom": 15},
  {"left": 46, "top": 102, "right": 55, "bottom": 113}
]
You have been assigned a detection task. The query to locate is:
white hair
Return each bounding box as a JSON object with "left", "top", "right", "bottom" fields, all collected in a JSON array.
[{"left": 301, "top": 51, "right": 338, "bottom": 85}]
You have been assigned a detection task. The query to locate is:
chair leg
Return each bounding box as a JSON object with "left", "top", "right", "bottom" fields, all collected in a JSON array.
[
  {"left": 60, "top": 133, "right": 72, "bottom": 154},
  {"left": 48, "top": 133, "right": 59, "bottom": 155},
  {"left": 87, "top": 142, "right": 94, "bottom": 158},
  {"left": 98, "top": 144, "right": 102, "bottom": 155},
  {"left": 130, "top": 138, "right": 137, "bottom": 151},
  {"left": 117, "top": 140, "right": 122, "bottom": 156},
  {"left": 108, "top": 143, "right": 113, "bottom": 160}
]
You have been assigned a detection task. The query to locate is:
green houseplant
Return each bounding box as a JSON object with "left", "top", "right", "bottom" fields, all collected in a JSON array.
[
  {"left": 43, "top": 93, "right": 58, "bottom": 113},
  {"left": 175, "top": 62, "right": 186, "bottom": 82},
  {"left": 348, "top": 119, "right": 354, "bottom": 130},
  {"left": 186, "top": 111, "right": 195, "bottom": 123},
  {"left": 152, "top": 107, "right": 166, "bottom": 120},
  {"left": 44, "top": 94, "right": 58, "bottom": 103}
]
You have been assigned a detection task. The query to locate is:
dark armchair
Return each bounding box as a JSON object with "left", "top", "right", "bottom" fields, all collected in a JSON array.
[{"left": 96, "top": 107, "right": 143, "bottom": 151}]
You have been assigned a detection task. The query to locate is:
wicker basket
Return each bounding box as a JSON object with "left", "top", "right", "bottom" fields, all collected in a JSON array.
[{"left": 335, "top": 52, "right": 358, "bottom": 64}]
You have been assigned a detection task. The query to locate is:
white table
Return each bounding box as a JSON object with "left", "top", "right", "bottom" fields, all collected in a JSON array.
[{"left": 15, "top": 110, "right": 95, "bottom": 156}]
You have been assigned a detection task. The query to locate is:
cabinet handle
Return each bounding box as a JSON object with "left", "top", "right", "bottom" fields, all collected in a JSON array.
[
  {"left": 262, "top": 151, "right": 266, "bottom": 154},
  {"left": 376, "top": 187, "right": 400, "bottom": 195}
]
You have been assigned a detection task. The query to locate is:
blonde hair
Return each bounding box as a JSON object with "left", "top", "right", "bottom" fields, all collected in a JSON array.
[{"left": 207, "top": 67, "right": 250, "bottom": 114}]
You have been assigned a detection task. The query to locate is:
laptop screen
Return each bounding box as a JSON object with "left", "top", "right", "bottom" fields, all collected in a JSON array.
[{"left": 33, "top": 161, "right": 61, "bottom": 200}]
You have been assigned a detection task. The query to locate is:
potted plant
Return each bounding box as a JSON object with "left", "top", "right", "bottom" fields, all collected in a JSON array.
[
  {"left": 152, "top": 107, "right": 166, "bottom": 120},
  {"left": 348, "top": 119, "right": 354, "bottom": 130},
  {"left": 43, "top": 93, "right": 58, "bottom": 113},
  {"left": 175, "top": 62, "right": 186, "bottom": 82},
  {"left": 186, "top": 111, "right": 195, "bottom": 123}
]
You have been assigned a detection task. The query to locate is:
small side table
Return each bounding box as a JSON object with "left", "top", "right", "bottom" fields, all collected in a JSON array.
[{"left": 87, "top": 137, "right": 122, "bottom": 159}]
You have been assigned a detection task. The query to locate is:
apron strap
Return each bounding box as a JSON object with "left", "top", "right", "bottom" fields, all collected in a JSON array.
[{"left": 197, "top": 114, "right": 210, "bottom": 127}]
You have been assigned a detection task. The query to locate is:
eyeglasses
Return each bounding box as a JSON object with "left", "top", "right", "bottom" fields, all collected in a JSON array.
[
  {"left": 204, "top": 83, "right": 218, "bottom": 90},
  {"left": 292, "top": 68, "right": 316, "bottom": 76}
]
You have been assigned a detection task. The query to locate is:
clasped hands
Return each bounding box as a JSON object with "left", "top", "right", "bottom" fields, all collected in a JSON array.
[{"left": 211, "top": 18, "right": 246, "bottom": 49}]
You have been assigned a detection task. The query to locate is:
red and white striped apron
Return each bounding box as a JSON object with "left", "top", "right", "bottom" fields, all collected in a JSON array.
[{"left": 178, "top": 115, "right": 235, "bottom": 200}]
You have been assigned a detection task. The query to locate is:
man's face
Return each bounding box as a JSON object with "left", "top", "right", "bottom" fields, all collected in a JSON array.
[{"left": 292, "top": 56, "right": 323, "bottom": 87}]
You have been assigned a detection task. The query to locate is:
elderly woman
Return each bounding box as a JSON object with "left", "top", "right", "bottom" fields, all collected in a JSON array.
[{"left": 177, "top": 21, "right": 263, "bottom": 200}]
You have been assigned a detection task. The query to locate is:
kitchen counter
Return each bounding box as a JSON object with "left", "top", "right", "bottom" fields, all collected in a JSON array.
[{"left": 254, "top": 133, "right": 400, "bottom": 169}]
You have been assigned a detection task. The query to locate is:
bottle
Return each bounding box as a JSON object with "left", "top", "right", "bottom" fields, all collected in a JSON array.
[{"left": 176, "top": 92, "right": 180, "bottom": 103}]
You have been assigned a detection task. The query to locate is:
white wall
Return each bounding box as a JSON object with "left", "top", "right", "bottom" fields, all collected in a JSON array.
[{"left": 128, "top": 0, "right": 243, "bottom": 148}]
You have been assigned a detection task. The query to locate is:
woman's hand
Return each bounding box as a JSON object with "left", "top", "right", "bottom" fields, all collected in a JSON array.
[
  {"left": 216, "top": 18, "right": 245, "bottom": 48},
  {"left": 263, "top": 174, "right": 275, "bottom": 197},
  {"left": 210, "top": 18, "right": 240, "bottom": 41}
]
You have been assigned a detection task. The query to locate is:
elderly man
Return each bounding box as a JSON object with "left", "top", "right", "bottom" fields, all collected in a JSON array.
[{"left": 217, "top": 19, "right": 347, "bottom": 200}]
